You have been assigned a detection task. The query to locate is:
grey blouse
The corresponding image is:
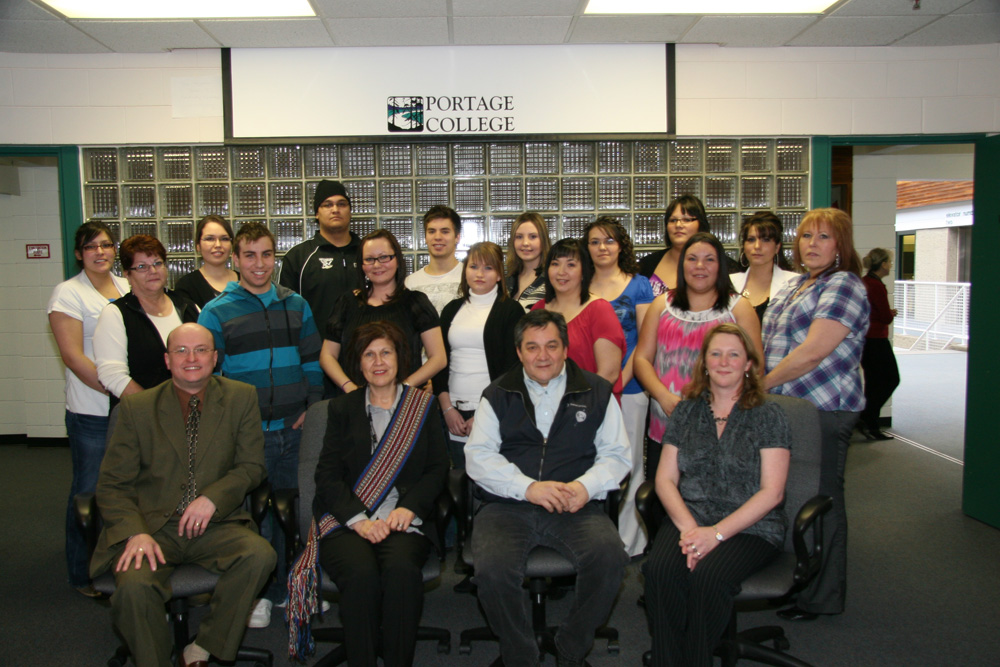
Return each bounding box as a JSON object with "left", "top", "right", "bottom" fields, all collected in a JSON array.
[{"left": 661, "top": 395, "right": 791, "bottom": 548}]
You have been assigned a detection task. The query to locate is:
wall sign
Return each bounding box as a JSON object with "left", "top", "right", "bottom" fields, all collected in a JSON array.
[
  {"left": 26, "top": 243, "right": 50, "bottom": 259},
  {"left": 225, "top": 45, "right": 672, "bottom": 140}
]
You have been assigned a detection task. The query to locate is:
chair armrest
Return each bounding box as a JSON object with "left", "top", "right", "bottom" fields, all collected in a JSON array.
[
  {"left": 273, "top": 488, "right": 301, "bottom": 565},
  {"left": 430, "top": 488, "right": 455, "bottom": 560},
  {"left": 249, "top": 480, "right": 271, "bottom": 529},
  {"left": 634, "top": 479, "right": 664, "bottom": 543},
  {"left": 791, "top": 493, "right": 833, "bottom": 588},
  {"left": 74, "top": 492, "right": 100, "bottom": 557},
  {"left": 604, "top": 474, "right": 630, "bottom": 528}
]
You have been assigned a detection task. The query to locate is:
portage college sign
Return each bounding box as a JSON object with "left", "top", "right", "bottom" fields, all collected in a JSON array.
[{"left": 387, "top": 95, "right": 516, "bottom": 134}]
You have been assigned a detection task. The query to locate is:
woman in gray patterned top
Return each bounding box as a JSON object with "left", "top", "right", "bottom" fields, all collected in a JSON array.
[{"left": 642, "top": 322, "right": 791, "bottom": 667}]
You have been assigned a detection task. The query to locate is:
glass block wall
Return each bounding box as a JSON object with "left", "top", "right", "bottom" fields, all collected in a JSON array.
[{"left": 82, "top": 139, "right": 810, "bottom": 286}]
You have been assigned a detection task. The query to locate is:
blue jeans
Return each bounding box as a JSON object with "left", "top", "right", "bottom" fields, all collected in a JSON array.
[
  {"left": 261, "top": 424, "right": 301, "bottom": 602},
  {"left": 65, "top": 410, "right": 110, "bottom": 587}
]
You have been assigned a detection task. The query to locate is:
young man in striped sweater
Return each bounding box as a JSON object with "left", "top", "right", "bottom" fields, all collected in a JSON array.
[{"left": 198, "top": 221, "right": 323, "bottom": 627}]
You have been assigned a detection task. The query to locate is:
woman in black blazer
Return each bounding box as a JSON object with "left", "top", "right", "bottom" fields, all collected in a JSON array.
[
  {"left": 432, "top": 242, "right": 524, "bottom": 469},
  {"left": 313, "top": 321, "right": 449, "bottom": 667}
]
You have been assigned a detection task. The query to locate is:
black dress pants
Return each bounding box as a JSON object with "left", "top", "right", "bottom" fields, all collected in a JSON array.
[
  {"left": 319, "top": 529, "right": 430, "bottom": 667},
  {"left": 860, "top": 337, "right": 900, "bottom": 430}
]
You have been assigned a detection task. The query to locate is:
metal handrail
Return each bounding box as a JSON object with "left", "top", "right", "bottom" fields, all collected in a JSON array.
[{"left": 894, "top": 281, "right": 970, "bottom": 351}]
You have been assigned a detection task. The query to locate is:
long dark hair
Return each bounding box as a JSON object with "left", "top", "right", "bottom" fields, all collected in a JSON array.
[
  {"left": 355, "top": 229, "right": 408, "bottom": 304},
  {"left": 74, "top": 221, "right": 115, "bottom": 269},
  {"left": 739, "top": 211, "right": 794, "bottom": 272},
  {"left": 543, "top": 238, "right": 593, "bottom": 304},
  {"left": 672, "top": 232, "right": 734, "bottom": 312},
  {"left": 584, "top": 217, "right": 638, "bottom": 275}
]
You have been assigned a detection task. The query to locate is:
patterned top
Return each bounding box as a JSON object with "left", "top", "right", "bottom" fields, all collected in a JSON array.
[
  {"left": 663, "top": 395, "right": 791, "bottom": 549},
  {"left": 609, "top": 275, "right": 655, "bottom": 395},
  {"left": 648, "top": 273, "right": 669, "bottom": 297},
  {"left": 648, "top": 292, "right": 740, "bottom": 443},
  {"left": 762, "top": 271, "right": 870, "bottom": 412}
]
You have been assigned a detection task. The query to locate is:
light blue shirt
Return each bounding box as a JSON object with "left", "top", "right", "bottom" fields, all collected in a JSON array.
[{"left": 465, "top": 364, "right": 631, "bottom": 502}]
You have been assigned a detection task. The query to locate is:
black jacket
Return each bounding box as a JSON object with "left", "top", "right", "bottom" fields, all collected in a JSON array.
[
  {"left": 432, "top": 293, "right": 525, "bottom": 397},
  {"left": 313, "top": 388, "right": 449, "bottom": 527}
]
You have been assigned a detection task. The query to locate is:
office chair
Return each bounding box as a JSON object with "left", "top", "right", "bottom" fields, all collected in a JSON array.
[
  {"left": 635, "top": 394, "right": 831, "bottom": 667},
  {"left": 273, "top": 399, "right": 451, "bottom": 666},
  {"left": 75, "top": 405, "right": 273, "bottom": 667},
  {"left": 457, "top": 472, "right": 627, "bottom": 665}
]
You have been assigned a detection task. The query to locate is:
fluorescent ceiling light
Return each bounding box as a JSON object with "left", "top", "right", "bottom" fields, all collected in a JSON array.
[
  {"left": 38, "top": 0, "right": 316, "bottom": 19},
  {"left": 585, "top": 0, "right": 837, "bottom": 14}
]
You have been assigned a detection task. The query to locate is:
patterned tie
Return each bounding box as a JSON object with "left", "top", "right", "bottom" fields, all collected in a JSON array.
[{"left": 177, "top": 394, "right": 200, "bottom": 513}]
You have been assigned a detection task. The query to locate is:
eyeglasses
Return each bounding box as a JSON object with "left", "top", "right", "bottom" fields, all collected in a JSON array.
[
  {"left": 200, "top": 235, "right": 231, "bottom": 244},
  {"left": 362, "top": 254, "right": 396, "bottom": 266},
  {"left": 168, "top": 346, "right": 215, "bottom": 356},
  {"left": 668, "top": 217, "right": 699, "bottom": 225},
  {"left": 319, "top": 200, "right": 350, "bottom": 209},
  {"left": 129, "top": 260, "right": 165, "bottom": 273},
  {"left": 82, "top": 242, "right": 115, "bottom": 252},
  {"left": 588, "top": 238, "right": 618, "bottom": 247}
]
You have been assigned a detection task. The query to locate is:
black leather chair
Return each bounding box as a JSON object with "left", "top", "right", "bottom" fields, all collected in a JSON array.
[
  {"left": 635, "top": 394, "right": 831, "bottom": 667},
  {"left": 458, "top": 472, "right": 627, "bottom": 665},
  {"left": 75, "top": 484, "right": 273, "bottom": 667},
  {"left": 273, "top": 399, "right": 451, "bottom": 666},
  {"left": 75, "top": 404, "right": 273, "bottom": 667}
]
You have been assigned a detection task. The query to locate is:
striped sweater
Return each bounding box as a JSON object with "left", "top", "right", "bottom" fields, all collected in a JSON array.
[{"left": 199, "top": 282, "right": 323, "bottom": 431}]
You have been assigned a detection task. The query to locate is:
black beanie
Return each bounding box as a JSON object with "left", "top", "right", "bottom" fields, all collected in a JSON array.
[{"left": 313, "top": 179, "right": 350, "bottom": 213}]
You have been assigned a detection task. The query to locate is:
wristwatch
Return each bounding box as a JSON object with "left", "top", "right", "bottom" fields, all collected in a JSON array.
[{"left": 714, "top": 526, "right": 725, "bottom": 542}]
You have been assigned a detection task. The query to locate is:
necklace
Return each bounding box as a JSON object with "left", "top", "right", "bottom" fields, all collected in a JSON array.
[{"left": 710, "top": 402, "right": 733, "bottom": 424}]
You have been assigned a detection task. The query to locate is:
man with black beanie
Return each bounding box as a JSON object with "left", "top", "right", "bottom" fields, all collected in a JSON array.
[{"left": 277, "top": 179, "right": 361, "bottom": 396}]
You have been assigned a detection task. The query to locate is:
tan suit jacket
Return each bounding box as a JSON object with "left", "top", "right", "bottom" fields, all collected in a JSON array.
[{"left": 91, "top": 375, "right": 266, "bottom": 575}]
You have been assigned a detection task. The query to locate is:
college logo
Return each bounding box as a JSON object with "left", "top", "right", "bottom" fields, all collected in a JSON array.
[
  {"left": 387, "top": 96, "right": 424, "bottom": 132},
  {"left": 319, "top": 258, "right": 334, "bottom": 269}
]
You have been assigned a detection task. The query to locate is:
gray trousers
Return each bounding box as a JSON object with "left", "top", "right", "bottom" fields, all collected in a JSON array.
[
  {"left": 798, "top": 409, "right": 858, "bottom": 614},
  {"left": 472, "top": 501, "right": 627, "bottom": 666}
]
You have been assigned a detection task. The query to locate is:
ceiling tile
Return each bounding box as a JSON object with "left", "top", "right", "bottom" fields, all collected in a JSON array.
[
  {"left": 326, "top": 17, "right": 449, "bottom": 47},
  {"left": 832, "top": 0, "right": 969, "bottom": 16},
  {"left": 681, "top": 16, "right": 817, "bottom": 47},
  {"left": 569, "top": 16, "right": 693, "bottom": 43},
  {"left": 452, "top": 0, "right": 580, "bottom": 17},
  {"left": 312, "top": 0, "right": 447, "bottom": 19},
  {"left": 199, "top": 19, "right": 333, "bottom": 48},
  {"left": 453, "top": 16, "right": 572, "bottom": 44},
  {"left": 0, "top": 20, "right": 110, "bottom": 53},
  {"left": 894, "top": 14, "right": 1000, "bottom": 46},
  {"left": 788, "top": 16, "right": 938, "bottom": 46},
  {"left": 72, "top": 20, "right": 219, "bottom": 52}
]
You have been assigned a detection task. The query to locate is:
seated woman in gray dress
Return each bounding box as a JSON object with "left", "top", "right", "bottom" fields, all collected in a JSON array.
[{"left": 643, "top": 322, "right": 791, "bottom": 667}]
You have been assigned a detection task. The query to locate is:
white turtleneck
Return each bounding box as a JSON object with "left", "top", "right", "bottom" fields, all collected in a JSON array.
[{"left": 447, "top": 284, "right": 497, "bottom": 423}]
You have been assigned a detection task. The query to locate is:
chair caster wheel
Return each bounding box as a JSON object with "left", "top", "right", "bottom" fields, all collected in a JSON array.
[
  {"left": 459, "top": 644, "right": 472, "bottom": 656},
  {"left": 607, "top": 640, "right": 620, "bottom": 655}
]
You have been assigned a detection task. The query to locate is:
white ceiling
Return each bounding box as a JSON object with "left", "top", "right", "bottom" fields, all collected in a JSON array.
[{"left": 0, "top": 0, "right": 998, "bottom": 53}]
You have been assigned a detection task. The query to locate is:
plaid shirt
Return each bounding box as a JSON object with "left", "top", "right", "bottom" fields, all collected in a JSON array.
[{"left": 762, "top": 271, "right": 870, "bottom": 412}]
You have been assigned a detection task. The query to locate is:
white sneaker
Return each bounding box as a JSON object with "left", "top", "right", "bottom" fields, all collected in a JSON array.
[{"left": 247, "top": 598, "right": 272, "bottom": 628}]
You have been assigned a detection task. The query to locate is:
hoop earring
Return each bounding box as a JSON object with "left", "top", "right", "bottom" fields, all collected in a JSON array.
[{"left": 738, "top": 251, "right": 748, "bottom": 268}]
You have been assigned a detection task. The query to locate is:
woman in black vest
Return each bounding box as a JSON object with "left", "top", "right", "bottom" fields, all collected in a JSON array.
[{"left": 94, "top": 234, "right": 198, "bottom": 403}]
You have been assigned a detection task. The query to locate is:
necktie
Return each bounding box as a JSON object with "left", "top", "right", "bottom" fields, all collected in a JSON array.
[{"left": 177, "top": 394, "right": 200, "bottom": 513}]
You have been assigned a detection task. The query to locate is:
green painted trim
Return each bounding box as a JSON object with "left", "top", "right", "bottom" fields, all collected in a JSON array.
[
  {"left": 810, "top": 136, "right": 832, "bottom": 208},
  {"left": 828, "top": 133, "right": 984, "bottom": 146},
  {"left": 963, "top": 134, "right": 1000, "bottom": 529},
  {"left": 0, "top": 145, "right": 83, "bottom": 279}
]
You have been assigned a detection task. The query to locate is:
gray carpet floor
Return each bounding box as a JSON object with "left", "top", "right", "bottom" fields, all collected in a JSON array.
[
  {"left": 889, "top": 351, "right": 967, "bottom": 461},
  {"left": 2, "top": 412, "right": 998, "bottom": 666}
]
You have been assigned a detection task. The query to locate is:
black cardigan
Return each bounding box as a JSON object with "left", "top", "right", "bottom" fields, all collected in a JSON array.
[
  {"left": 638, "top": 248, "right": 668, "bottom": 279},
  {"left": 313, "top": 388, "right": 449, "bottom": 528},
  {"left": 431, "top": 293, "right": 525, "bottom": 397}
]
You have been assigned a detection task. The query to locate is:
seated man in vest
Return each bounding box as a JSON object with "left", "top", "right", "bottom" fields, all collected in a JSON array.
[
  {"left": 465, "top": 309, "right": 631, "bottom": 667},
  {"left": 91, "top": 322, "right": 276, "bottom": 667}
]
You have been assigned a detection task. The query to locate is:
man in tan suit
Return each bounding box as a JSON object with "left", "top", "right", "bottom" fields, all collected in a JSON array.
[{"left": 91, "top": 322, "right": 275, "bottom": 667}]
